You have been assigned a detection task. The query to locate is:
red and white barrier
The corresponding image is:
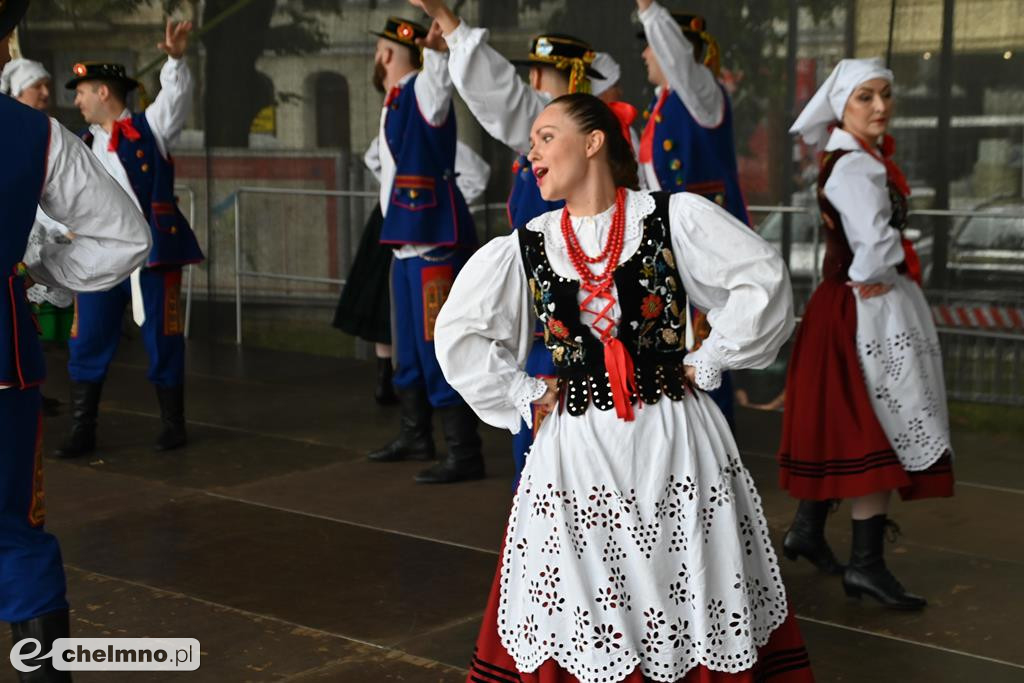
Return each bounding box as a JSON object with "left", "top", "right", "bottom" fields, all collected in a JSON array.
[{"left": 932, "top": 304, "right": 1024, "bottom": 329}]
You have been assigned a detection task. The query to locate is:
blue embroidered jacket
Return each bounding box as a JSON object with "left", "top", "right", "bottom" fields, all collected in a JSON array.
[
  {"left": 380, "top": 75, "right": 477, "bottom": 249},
  {"left": 644, "top": 85, "right": 749, "bottom": 225},
  {"left": 85, "top": 113, "right": 204, "bottom": 267},
  {"left": 0, "top": 99, "right": 49, "bottom": 387}
]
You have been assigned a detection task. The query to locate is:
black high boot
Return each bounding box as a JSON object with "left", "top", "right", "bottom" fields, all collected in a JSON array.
[
  {"left": 41, "top": 394, "right": 62, "bottom": 417},
  {"left": 368, "top": 386, "right": 436, "bottom": 462},
  {"left": 415, "top": 403, "right": 485, "bottom": 484},
  {"left": 782, "top": 500, "right": 845, "bottom": 575},
  {"left": 374, "top": 357, "right": 398, "bottom": 406},
  {"left": 154, "top": 385, "right": 187, "bottom": 451},
  {"left": 54, "top": 381, "right": 102, "bottom": 459},
  {"left": 843, "top": 514, "right": 926, "bottom": 610},
  {"left": 10, "top": 609, "right": 72, "bottom": 682}
]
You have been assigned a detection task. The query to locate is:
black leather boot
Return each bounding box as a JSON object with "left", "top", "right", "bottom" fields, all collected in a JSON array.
[
  {"left": 368, "top": 386, "right": 436, "bottom": 462},
  {"left": 41, "top": 394, "right": 62, "bottom": 417},
  {"left": 374, "top": 357, "right": 398, "bottom": 406},
  {"left": 415, "top": 403, "right": 485, "bottom": 484},
  {"left": 782, "top": 499, "right": 845, "bottom": 575},
  {"left": 54, "top": 381, "right": 102, "bottom": 459},
  {"left": 10, "top": 608, "right": 72, "bottom": 682},
  {"left": 154, "top": 384, "right": 187, "bottom": 451},
  {"left": 843, "top": 515, "right": 926, "bottom": 610}
]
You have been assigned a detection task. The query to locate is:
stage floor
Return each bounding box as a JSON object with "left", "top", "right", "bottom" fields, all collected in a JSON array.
[{"left": 4, "top": 338, "right": 1021, "bottom": 682}]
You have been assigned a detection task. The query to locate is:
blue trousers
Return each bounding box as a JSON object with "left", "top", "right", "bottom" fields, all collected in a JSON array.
[
  {"left": 512, "top": 338, "right": 556, "bottom": 489},
  {"left": 69, "top": 267, "right": 185, "bottom": 387},
  {"left": 0, "top": 388, "right": 68, "bottom": 623},
  {"left": 391, "top": 250, "right": 469, "bottom": 408}
]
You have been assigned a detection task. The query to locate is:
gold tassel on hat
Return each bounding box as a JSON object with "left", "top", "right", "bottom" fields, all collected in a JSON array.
[
  {"left": 700, "top": 31, "right": 721, "bottom": 77},
  {"left": 9, "top": 26, "right": 21, "bottom": 59}
]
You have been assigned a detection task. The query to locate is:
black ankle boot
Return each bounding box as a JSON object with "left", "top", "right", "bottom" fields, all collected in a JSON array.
[
  {"left": 54, "top": 381, "right": 102, "bottom": 459},
  {"left": 782, "top": 499, "right": 844, "bottom": 575},
  {"left": 10, "top": 609, "right": 72, "bottom": 682},
  {"left": 843, "top": 515, "right": 926, "bottom": 610},
  {"left": 415, "top": 403, "right": 485, "bottom": 484},
  {"left": 154, "top": 385, "right": 187, "bottom": 451},
  {"left": 368, "top": 386, "right": 436, "bottom": 462},
  {"left": 374, "top": 357, "right": 398, "bottom": 406}
]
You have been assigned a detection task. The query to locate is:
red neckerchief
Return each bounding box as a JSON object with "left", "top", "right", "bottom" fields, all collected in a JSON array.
[
  {"left": 384, "top": 85, "right": 402, "bottom": 108},
  {"left": 108, "top": 118, "right": 141, "bottom": 151},
  {"left": 854, "top": 134, "right": 922, "bottom": 284},
  {"left": 855, "top": 133, "right": 910, "bottom": 198},
  {"left": 606, "top": 101, "right": 638, "bottom": 149},
  {"left": 638, "top": 89, "right": 670, "bottom": 164}
]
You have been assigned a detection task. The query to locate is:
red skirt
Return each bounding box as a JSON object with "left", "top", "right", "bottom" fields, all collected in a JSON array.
[
  {"left": 777, "top": 279, "right": 954, "bottom": 501},
  {"left": 467, "top": 558, "right": 814, "bottom": 683}
]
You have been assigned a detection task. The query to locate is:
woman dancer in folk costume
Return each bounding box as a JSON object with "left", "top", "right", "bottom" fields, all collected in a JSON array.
[
  {"left": 778, "top": 59, "right": 954, "bottom": 610},
  {"left": 435, "top": 94, "right": 813, "bottom": 683}
]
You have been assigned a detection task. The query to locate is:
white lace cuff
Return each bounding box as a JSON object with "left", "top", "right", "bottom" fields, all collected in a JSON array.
[
  {"left": 684, "top": 349, "right": 723, "bottom": 392},
  {"left": 509, "top": 374, "right": 551, "bottom": 428}
]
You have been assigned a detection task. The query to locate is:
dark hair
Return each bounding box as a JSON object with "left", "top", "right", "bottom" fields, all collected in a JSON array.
[
  {"left": 406, "top": 45, "right": 423, "bottom": 69},
  {"left": 548, "top": 92, "right": 639, "bottom": 190},
  {"left": 92, "top": 79, "right": 129, "bottom": 105}
]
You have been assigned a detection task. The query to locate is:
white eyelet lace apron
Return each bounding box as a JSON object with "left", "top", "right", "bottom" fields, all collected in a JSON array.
[
  {"left": 855, "top": 277, "right": 953, "bottom": 471},
  {"left": 498, "top": 393, "right": 789, "bottom": 683}
]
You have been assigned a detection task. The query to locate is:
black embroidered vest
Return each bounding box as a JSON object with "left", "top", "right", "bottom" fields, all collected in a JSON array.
[{"left": 518, "top": 192, "right": 692, "bottom": 416}]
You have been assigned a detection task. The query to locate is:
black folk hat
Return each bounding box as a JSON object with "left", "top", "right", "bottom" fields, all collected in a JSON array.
[
  {"left": 0, "top": 0, "right": 31, "bottom": 40},
  {"left": 369, "top": 16, "right": 428, "bottom": 49},
  {"left": 64, "top": 61, "right": 140, "bottom": 91},
  {"left": 510, "top": 33, "right": 604, "bottom": 94},
  {"left": 636, "top": 12, "right": 709, "bottom": 43}
]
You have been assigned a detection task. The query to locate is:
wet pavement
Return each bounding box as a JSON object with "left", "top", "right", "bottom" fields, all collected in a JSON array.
[{"left": 2, "top": 340, "right": 1021, "bottom": 682}]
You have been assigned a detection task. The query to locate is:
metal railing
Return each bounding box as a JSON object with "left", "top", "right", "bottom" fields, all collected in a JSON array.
[{"left": 225, "top": 186, "right": 1024, "bottom": 404}]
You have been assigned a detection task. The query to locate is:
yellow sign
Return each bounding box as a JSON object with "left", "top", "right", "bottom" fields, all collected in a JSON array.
[{"left": 251, "top": 105, "right": 276, "bottom": 134}]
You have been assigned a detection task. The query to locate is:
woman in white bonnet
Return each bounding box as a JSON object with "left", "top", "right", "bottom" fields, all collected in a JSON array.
[
  {"left": 1, "top": 56, "right": 52, "bottom": 109},
  {"left": 776, "top": 58, "right": 953, "bottom": 610}
]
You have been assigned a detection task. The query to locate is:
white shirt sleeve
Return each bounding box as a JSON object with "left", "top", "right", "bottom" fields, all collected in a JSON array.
[
  {"left": 668, "top": 193, "right": 795, "bottom": 391},
  {"left": 444, "top": 21, "right": 551, "bottom": 155},
  {"left": 434, "top": 233, "right": 546, "bottom": 433},
  {"left": 143, "top": 57, "right": 194, "bottom": 157},
  {"left": 824, "top": 151, "right": 904, "bottom": 284},
  {"left": 639, "top": 1, "right": 724, "bottom": 129},
  {"left": 364, "top": 137, "right": 382, "bottom": 183},
  {"left": 455, "top": 141, "right": 491, "bottom": 205},
  {"left": 27, "top": 119, "right": 152, "bottom": 291},
  {"left": 413, "top": 48, "right": 454, "bottom": 126}
]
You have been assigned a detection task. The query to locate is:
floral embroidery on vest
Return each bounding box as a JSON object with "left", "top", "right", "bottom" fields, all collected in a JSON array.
[{"left": 519, "top": 193, "right": 694, "bottom": 416}]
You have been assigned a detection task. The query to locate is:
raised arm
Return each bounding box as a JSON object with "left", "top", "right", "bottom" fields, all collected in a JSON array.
[
  {"left": 413, "top": 38, "right": 454, "bottom": 126},
  {"left": 825, "top": 151, "right": 904, "bottom": 285},
  {"left": 144, "top": 19, "right": 195, "bottom": 155},
  {"left": 434, "top": 234, "right": 546, "bottom": 433},
  {"left": 27, "top": 120, "right": 151, "bottom": 291},
  {"left": 410, "top": 0, "right": 547, "bottom": 154},
  {"left": 668, "top": 192, "right": 795, "bottom": 391},
  {"left": 637, "top": 0, "right": 723, "bottom": 128}
]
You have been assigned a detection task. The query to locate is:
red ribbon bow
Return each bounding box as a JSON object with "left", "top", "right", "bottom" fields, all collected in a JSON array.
[
  {"left": 384, "top": 86, "right": 402, "bottom": 108},
  {"left": 606, "top": 101, "right": 638, "bottom": 150},
  {"left": 108, "top": 118, "right": 141, "bottom": 151}
]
